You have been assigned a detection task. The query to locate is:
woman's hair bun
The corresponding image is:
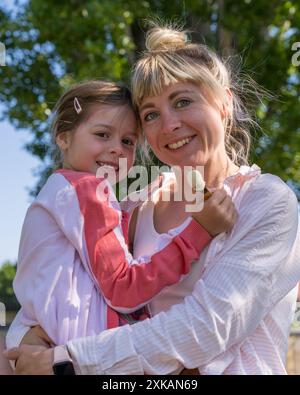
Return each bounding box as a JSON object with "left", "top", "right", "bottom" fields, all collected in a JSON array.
[{"left": 145, "top": 26, "right": 188, "bottom": 51}]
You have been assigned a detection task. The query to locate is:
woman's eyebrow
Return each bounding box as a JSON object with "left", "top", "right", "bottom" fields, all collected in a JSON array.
[
  {"left": 139, "top": 102, "right": 155, "bottom": 112},
  {"left": 168, "top": 90, "right": 194, "bottom": 100},
  {"left": 140, "top": 90, "right": 195, "bottom": 112}
]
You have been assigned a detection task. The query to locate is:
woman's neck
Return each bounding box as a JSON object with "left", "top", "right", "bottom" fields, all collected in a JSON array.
[
  {"left": 171, "top": 155, "right": 240, "bottom": 192},
  {"left": 204, "top": 158, "right": 239, "bottom": 190}
]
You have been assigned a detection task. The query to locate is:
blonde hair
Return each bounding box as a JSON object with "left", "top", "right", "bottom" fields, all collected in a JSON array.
[
  {"left": 50, "top": 80, "right": 136, "bottom": 167},
  {"left": 132, "top": 24, "right": 266, "bottom": 166}
]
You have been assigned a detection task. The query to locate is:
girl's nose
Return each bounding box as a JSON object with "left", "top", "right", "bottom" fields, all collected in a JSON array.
[{"left": 109, "top": 141, "right": 124, "bottom": 156}]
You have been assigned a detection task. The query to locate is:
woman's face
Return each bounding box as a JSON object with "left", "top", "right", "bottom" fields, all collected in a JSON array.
[{"left": 139, "top": 82, "right": 228, "bottom": 169}]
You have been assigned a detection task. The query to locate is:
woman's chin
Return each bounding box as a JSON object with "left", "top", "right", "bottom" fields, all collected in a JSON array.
[{"left": 168, "top": 159, "right": 206, "bottom": 170}]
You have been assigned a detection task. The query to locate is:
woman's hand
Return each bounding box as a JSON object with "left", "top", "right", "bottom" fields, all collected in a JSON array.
[
  {"left": 192, "top": 188, "right": 237, "bottom": 236},
  {"left": 20, "top": 325, "right": 54, "bottom": 348},
  {"left": 180, "top": 367, "right": 200, "bottom": 375},
  {"left": 4, "top": 325, "right": 55, "bottom": 374},
  {"left": 3, "top": 345, "right": 54, "bottom": 375},
  {"left": 0, "top": 337, "right": 13, "bottom": 375}
]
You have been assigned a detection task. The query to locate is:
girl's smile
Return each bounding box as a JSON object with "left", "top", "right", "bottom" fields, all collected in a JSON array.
[{"left": 57, "top": 104, "right": 138, "bottom": 178}]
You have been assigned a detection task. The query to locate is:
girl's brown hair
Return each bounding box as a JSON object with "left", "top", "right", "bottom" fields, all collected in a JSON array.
[{"left": 51, "top": 80, "right": 136, "bottom": 167}]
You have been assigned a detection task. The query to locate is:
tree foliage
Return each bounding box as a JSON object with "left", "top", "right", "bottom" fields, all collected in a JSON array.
[
  {"left": 0, "top": 0, "right": 299, "bottom": 195},
  {"left": 0, "top": 261, "right": 19, "bottom": 311}
]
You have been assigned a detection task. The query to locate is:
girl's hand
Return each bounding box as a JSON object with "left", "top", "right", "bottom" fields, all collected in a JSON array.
[
  {"left": 191, "top": 188, "right": 237, "bottom": 237},
  {"left": 3, "top": 345, "right": 54, "bottom": 375},
  {"left": 20, "top": 325, "right": 54, "bottom": 348}
]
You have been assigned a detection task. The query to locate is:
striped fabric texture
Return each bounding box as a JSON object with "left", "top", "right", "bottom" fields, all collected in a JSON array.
[{"left": 66, "top": 166, "right": 300, "bottom": 375}]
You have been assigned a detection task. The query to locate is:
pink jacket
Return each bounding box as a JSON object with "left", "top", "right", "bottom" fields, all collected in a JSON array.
[{"left": 7, "top": 169, "right": 210, "bottom": 347}]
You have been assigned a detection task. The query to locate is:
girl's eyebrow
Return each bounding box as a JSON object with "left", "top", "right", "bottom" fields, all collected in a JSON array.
[
  {"left": 124, "top": 130, "right": 139, "bottom": 138},
  {"left": 92, "top": 123, "right": 112, "bottom": 129},
  {"left": 92, "top": 124, "right": 138, "bottom": 137},
  {"left": 140, "top": 90, "right": 195, "bottom": 112}
]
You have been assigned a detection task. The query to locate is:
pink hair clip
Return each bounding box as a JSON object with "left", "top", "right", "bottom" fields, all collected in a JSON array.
[{"left": 74, "top": 97, "right": 82, "bottom": 114}]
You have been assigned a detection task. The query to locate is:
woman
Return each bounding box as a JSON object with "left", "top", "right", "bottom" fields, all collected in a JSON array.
[{"left": 4, "top": 24, "right": 300, "bottom": 375}]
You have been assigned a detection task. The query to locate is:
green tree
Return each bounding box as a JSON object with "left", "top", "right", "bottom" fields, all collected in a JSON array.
[
  {"left": 0, "top": 261, "right": 20, "bottom": 311},
  {"left": 1, "top": 0, "right": 299, "bottom": 195}
]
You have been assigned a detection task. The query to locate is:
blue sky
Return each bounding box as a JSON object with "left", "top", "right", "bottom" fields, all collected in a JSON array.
[
  {"left": 0, "top": 122, "right": 41, "bottom": 265},
  {"left": 0, "top": 0, "right": 37, "bottom": 266}
]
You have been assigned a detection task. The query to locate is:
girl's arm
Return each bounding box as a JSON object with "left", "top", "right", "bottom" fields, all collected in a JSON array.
[
  {"left": 58, "top": 170, "right": 212, "bottom": 313},
  {"left": 65, "top": 176, "right": 300, "bottom": 374},
  {"left": 6, "top": 170, "right": 211, "bottom": 351}
]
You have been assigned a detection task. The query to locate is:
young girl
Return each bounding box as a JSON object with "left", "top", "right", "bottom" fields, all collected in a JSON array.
[{"left": 6, "top": 80, "right": 236, "bottom": 353}]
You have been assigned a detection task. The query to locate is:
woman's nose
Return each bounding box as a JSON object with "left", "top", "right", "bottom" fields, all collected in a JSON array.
[{"left": 160, "top": 110, "right": 181, "bottom": 135}]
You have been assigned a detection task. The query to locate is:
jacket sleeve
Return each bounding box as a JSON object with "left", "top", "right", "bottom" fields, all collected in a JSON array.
[
  {"left": 10, "top": 175, "right": 104, "bottom": 346},
  {"left": 5, "top": 309, "right": 33, "bottom": 350},
  {"left": 58, "top": 170, "right": 212, "bottom": 313}
]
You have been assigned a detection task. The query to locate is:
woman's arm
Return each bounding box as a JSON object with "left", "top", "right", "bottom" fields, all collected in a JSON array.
[{"left": 64, "top": 177, "right": 300, "bottom": 374}]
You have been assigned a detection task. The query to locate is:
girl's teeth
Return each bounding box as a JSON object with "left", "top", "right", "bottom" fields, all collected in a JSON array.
[
  {"left": 99, "top": 162, "right": 117, "bottom": 170},
  {"left": 168, "top": 137, "right": 191, "bottom": 150}
]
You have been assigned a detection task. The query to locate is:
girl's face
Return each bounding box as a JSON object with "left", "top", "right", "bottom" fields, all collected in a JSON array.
[
  {"left": 139, "top": 81, "right": 228, "bottom": 169},
  {"left": 58, "top": 104, "right": 138, "bottom": 178}
]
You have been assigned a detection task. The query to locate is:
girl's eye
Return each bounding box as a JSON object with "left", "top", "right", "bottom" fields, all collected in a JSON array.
[
  {"left": 122, "top": 138, "right": 136, "bottom": 147},
  {"left": 175, "top": 99, "right": 191, "bottom": 108},
  {"left": 144, "top": 112, "right": 158, "bottom": 122},
  {"left": 96, "top": 132, "right": 110, "bottom": 138}
]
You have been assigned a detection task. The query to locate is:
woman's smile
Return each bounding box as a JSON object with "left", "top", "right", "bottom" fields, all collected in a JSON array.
[{"left": 166, "top": 135, "right": 196, "bottom": 150}]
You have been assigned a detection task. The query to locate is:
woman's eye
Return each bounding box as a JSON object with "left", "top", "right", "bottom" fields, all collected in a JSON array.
[
  {"left": 176, "top": 99, "right": 191, "bottom": 108},
  {"left": 144, "top": 112, "right": 158, "bottom": 122}
]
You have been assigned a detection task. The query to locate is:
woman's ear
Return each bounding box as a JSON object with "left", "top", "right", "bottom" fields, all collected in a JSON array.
[
  {"left": 221, "top": 87, "right": 233, "bottom": 121},
  {"left": 56, "top": 131, "right": 71, "bottom": 151}
]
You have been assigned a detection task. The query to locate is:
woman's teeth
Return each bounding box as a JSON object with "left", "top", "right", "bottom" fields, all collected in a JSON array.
[{"left": 167, "top": 137, "right": 192, "bottom": 150}]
